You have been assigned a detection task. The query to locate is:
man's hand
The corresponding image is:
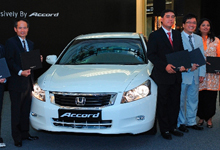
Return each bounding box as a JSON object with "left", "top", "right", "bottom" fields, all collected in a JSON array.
[
  {"left": 199, "top": 76, "right": 205, "bottom": 83},
  {"left": 166, "top": 64, "right": 176, "bottom": 74},
  {"left": 21, "top": 69, "right": 31, "bottom": 77},
  {"left": 191, "top": 64, "right": 199, "bottom": 71},
  {"left": 179, "top": 66, "right": 186, "bottom": 72},
  {"left": 0, "top": 78, "right": 6, "bottom": 83}
]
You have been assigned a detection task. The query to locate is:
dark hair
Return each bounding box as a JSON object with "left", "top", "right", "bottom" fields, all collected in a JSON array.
[
  {"left": 161, "top": 9, "right": 175, "bottom": 18},
  {"left": 196, "top": 18, "right": 215, "bottom": 42},
  {"left": 182, "top": 13, "right": 197, "bottom": 24},
  {"left": 14, "top": 18, "right": 30, "bottom": 28}
]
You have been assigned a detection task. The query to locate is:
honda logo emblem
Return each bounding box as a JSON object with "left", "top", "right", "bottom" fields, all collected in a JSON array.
[{"left": 75, "top": 97, "right": 86, "bottom": 106}]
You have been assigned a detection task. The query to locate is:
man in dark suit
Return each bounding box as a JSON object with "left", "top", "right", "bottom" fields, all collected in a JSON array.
[
  {"left": 147, "top": 9, "right": 186, "bottom": 140},
  {"left": 5, "top": 18, "right": 39, "bottom": 147},
  {"left": 0, "top": 44, "right": 6, "bottom": 147}
]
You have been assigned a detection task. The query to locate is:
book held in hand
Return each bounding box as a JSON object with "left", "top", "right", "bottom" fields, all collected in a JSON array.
[
  {"left": 20, "top": 49, "right": 42, "bottom": 70},
  {"left": 188, "top": 48, "right": 206, "bottom": 66},
  {"left": 206, "top": 57, "right": 220, "bottom": 73},
  {"left": 0, "top": 58, "right": 11, "bottom": 78},
  {"left": 166, "top": 50, "right": 191, "bottom": 71}
]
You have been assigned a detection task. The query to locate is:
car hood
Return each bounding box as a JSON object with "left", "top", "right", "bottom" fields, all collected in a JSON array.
[{"left": 38, "top": 65, "right": 149, "bottom": 92}]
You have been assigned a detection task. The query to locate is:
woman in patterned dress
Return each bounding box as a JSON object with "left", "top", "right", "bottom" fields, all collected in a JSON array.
[{"left": 196, "top": 18, "right": 220, "bottom": 128}]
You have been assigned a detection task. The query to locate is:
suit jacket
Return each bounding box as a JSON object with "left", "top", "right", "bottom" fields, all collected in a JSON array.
[
  {"left": 147, "top": 28, "right": 184, "bottom": 85},
  {"left": 181, "top": 32, "right": 206, "bottom": 84},
  {"left": 0, "top": 44, "right": 5, "bottom": 89},
  {"left": 5, "top": 36, "right": 34, "bottom": 92},
  {"left": 0, "top": 44, "right": 4, "bottom": 59}
]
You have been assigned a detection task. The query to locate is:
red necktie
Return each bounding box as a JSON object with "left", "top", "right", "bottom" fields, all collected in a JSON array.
[{"left": 167, "top": 32, "right": 173, "bottom": 47}]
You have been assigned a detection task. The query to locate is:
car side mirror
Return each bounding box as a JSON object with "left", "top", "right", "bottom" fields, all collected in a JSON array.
[{"left": 46, "top": 55, "right": 57, "bottom": 65}]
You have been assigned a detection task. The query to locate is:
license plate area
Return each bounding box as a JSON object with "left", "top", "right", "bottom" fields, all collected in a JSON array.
[{"left": 58, "top": 109, "right": 102, "bottom": 121}]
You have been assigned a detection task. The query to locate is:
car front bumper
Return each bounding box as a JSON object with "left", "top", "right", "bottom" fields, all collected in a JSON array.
[{"left": 30, "top": 90, "right": 157, "bottom": 135}]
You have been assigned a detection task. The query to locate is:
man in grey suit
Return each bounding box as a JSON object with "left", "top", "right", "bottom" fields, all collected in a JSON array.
[{"left": 177, "top": 14, "right": 206, "bottom": 132}]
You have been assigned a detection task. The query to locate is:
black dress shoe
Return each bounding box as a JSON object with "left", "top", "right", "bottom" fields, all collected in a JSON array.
[
  {"left": 170, "top": 129, "right": 184, "bottom": 137},
  {"left": 178, "top": 124, "right": 189, "bottom": 133},
  {"left": 14, "top": 141, "right": 22, "bottom": 147},
  {"left": 28, "top": 135, "right": 39, "bottom": 140},
  {"left": 24, "top": 135, "right": 39, "bottom": 141},
  {"left": 187, "top": 125, "right": 204, "bottom": 130},
  {"left": 161, "top": 131, "right": 172, "bottom": 140},
  {"left": 0, "top": 137, "right": 6, "bottom": 148}
]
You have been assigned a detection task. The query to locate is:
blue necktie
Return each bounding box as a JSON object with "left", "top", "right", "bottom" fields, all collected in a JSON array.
[{"left": 188, "top": 35, "right": 194, "bottom": 50}]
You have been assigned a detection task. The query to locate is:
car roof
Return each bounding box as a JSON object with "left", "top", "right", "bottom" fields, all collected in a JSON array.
[{"left": 75, "top": 32, "right": 141, "bottom": 40}]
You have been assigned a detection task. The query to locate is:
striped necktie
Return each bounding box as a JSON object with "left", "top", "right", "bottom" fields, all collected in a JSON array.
[{"left": 188, "top": 35, "right": 194, "bottom": 50}]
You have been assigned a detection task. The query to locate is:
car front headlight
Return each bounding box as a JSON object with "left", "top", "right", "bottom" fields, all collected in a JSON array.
[
  {"left": 121, "top": 80, "right": 151, "bottom": 104},
  {"left": 32, "top": 83, "right": 46, "bottom": 102}
]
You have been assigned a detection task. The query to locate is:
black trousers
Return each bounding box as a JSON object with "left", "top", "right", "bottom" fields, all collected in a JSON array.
[
  {"left": 156, "top": 82, "right": 181, "bottom": 133},
  {"left": 197, "top": 90, "right": 217, "bottom": 121},
  {"left": 9, "top": 86, "right": 32, "bottom": 142},
  {"left": 0, "top": 84, "right": 4, "bottom": 137}
]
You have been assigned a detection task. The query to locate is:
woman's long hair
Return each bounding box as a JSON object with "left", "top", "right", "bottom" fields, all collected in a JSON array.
[{"left": 196, "top": 18, "right": 215, "bottom": 42}]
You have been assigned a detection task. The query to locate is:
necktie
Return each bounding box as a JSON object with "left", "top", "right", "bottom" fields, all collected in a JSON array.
[
  {"left": 188, "top": 35, "right": 194, "bottom": 50},
  {"left": 22, "top": 40, "right": 27, "bottom": 51},
  {"left": 167, "top": 32, "right": 173, "bottom": 47}
]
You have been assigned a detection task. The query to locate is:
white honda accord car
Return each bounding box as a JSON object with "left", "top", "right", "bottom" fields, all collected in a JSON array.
[{"left": 30, "top": 32, "right": 157, "bottom": 134}]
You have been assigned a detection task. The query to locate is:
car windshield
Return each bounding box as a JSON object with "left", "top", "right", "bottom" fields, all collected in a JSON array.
[{"left": 57, "top": 38, "right": 146, "bottom": 65}]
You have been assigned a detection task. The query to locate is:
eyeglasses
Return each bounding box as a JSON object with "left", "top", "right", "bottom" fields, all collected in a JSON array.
[{"left": 185, "top": 21, "right": 197, "bottom": 25}]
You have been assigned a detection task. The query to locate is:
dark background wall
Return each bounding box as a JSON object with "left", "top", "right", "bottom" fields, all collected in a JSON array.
[
  {"left": 201, "top": 0, "right": 220, "bottom": 37},
  {"left": 183, "top": 0, "right": 220, "bottom": 36},
  {"left": 0, "top": 0, "right": 136, "bottom": 78}
]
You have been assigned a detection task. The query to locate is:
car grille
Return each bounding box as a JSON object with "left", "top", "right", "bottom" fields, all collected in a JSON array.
[
  {"left": 50, "top": 92, "right": 117, "bottom": 107},
  {"left": 52, "top": 118, "right": 112, "bottom": 129}
]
